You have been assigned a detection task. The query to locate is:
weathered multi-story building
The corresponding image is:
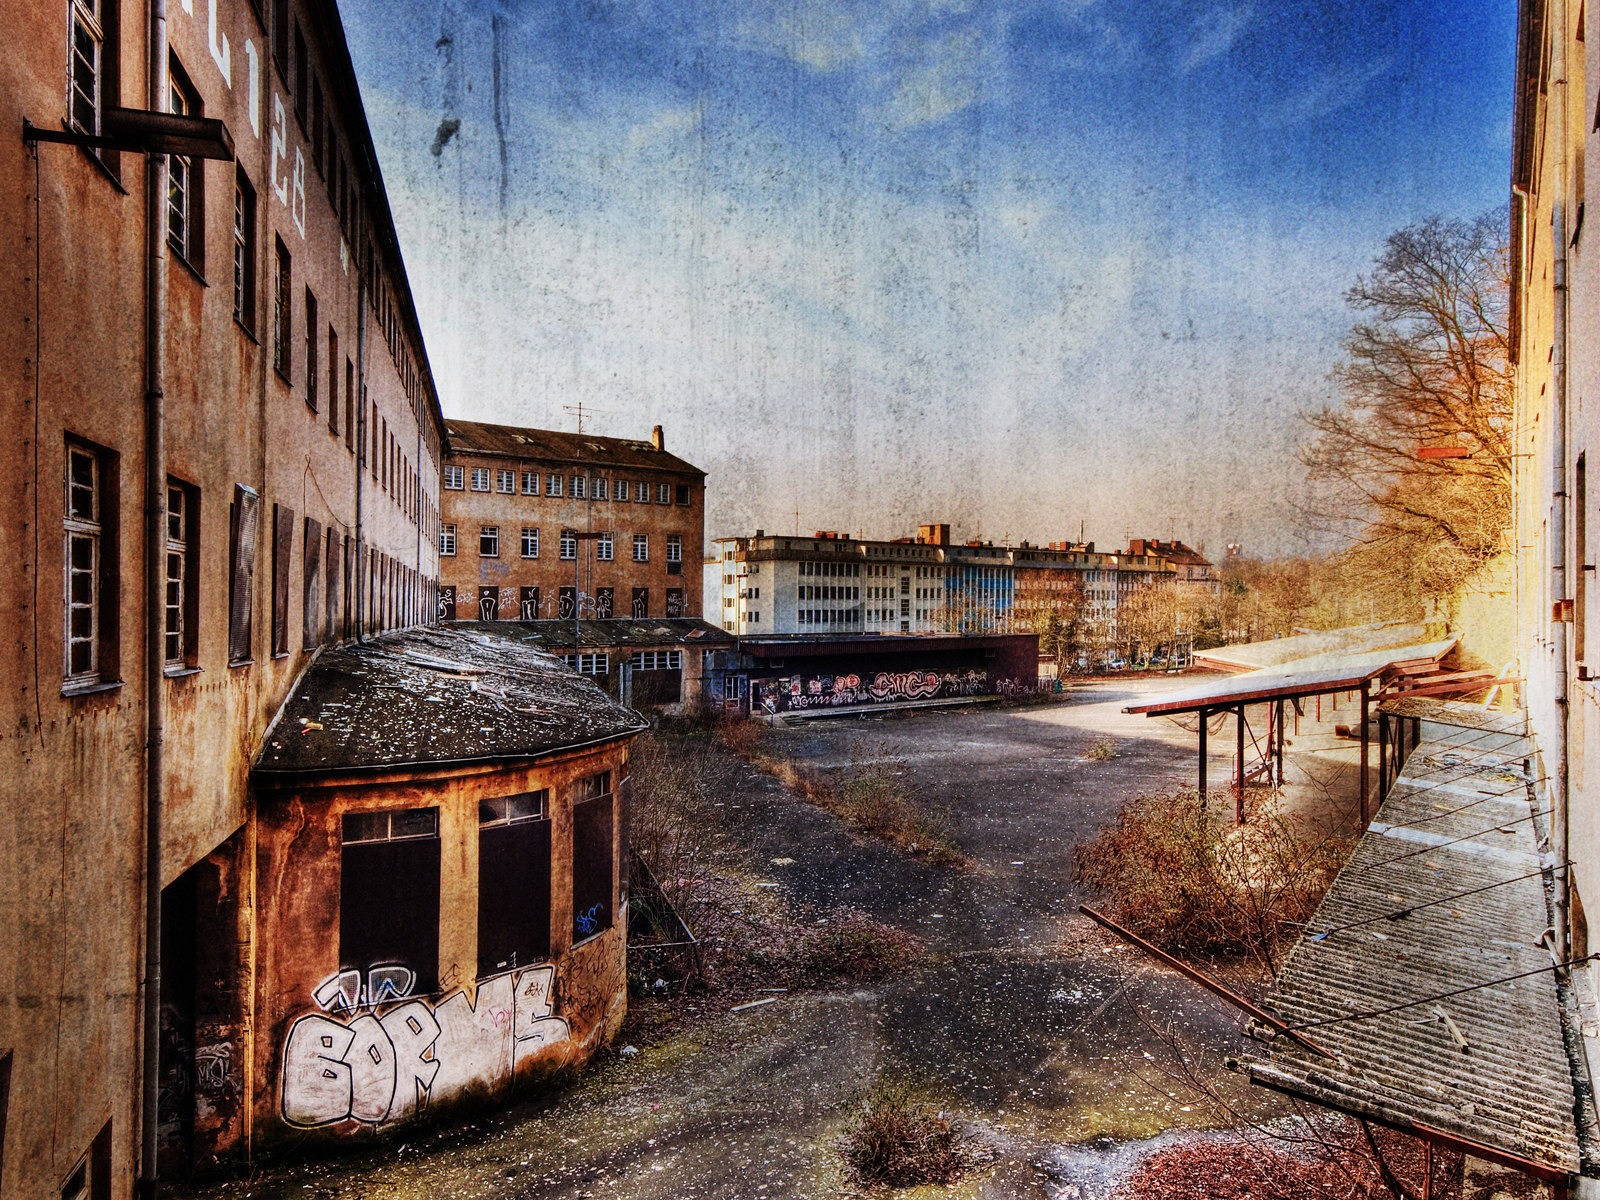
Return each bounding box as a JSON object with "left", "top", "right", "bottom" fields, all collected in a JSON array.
[
  {"left": 438, "top": 420, "right": 705, "bottom": 625},
  {"left": 0, "top": 1, "right": 638, "bottom": 1191},
  {"left": 1125, "top": 538, "right": 1219, "bottom": 597},
  {"left": 713, "top": 525, "right": 1184, "bottom": 648}
]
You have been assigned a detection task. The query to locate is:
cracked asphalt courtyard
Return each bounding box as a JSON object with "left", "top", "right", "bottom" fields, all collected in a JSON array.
[{"left": 184, "top": 678, "right": 1295, "bottom": 1200}]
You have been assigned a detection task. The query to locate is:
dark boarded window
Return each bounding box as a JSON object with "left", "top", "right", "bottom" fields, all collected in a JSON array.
[
  {"left": 478, "top": 791, "right": 551, "bottom": 977},
  {"left": 228, "top": 485, "right": 261, "bottom": 662},
  {"left": 571, "top": 772, "right": 614, "bottom": 943},
  {"left": 271, "top": 503, "right": 294, "bottom": 655},
  {"left": 340, "top": 808, "right": 440, "bottom": 994}
]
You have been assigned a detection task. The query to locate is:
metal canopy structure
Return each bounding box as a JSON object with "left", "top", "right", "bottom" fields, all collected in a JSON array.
[
  {"left": 1236, "top": 704, "right": 1591, "bottom": 1192},
  {"left": 1124, "top": 637, "right": 1469, "bottom": 822}
]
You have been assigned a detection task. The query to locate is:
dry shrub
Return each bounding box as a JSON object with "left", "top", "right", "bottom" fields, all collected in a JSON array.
[
  {"left": 1073, "top": 786, "right": 1353, "bottom": 975},
  {"left": 1114, "top": 1122, "right": 1461, "bottom": 1200},
  {"left": 1085, "top": 735, "right": 1118, "bottom": 761},
  {"left": 842, "top": 1080, "right": 978, "bottom": 1188},
  {"left": 628, "top": 732, "right": 740, "bottom": 916}
]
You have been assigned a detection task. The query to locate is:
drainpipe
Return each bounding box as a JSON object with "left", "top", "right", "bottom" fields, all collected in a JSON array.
[
  {"left": 139, "top": 1, "right": 170, "bottom": 1195},
  {"left": 1550, "top": 0, "right": 1572, "bottom": 958},
  {"left": 354, "top": 249, "right": 366, "bottom": 640}
]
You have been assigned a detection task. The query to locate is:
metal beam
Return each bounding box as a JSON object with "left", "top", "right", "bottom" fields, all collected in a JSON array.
[{"left": 1360, "top": 681, "right": 1371, "bottom": 825}]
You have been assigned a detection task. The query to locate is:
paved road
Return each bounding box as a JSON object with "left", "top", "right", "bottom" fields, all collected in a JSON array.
[{"left": 188, "top": 679, "right": 1288, "bottom": 1200}]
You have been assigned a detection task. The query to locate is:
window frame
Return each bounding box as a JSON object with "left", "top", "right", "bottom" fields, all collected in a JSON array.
[
  {"left": 163, "top": 479, "right": 200, "bottom": 671},
  {"left": 232, "top": 170, "right": 257, "bottom": 331},
  {"left": 496, "top": 468, "right": 515, "bottom": 494},
  {"left": 439, "top": 522, "right": 456, "bottom": 556},
  {"left": 470, "top": 467, "right": 490, "bottom": 492},
  {"left": 63, "top": 439, "right": 118, "bottom": 688},
  {"left": 443, "top": 464, "right": 464, "bottom": 490},
  {"left": 559, "top": 531, "right": 576, "bottom": 560},
  {"left": 520, "top": 527, "right": 539, "bottom": 559},
  {"left": 632, "top": 533, "right": 648, "bottom": 563},
  {"left": 520, "top": 470, "right": 539, "bottom": 496},
  {"left": 596, "top": 532, "right": 613, "bottom": 562},
  {"left": 272, "top": 237, "right": 291, "bottom": 381},
  {"left": 479, "top": 525, "right": 500, "bottom": 558},
  {"left": 166, "top": 60, "right": 204, "bottom": 271}
]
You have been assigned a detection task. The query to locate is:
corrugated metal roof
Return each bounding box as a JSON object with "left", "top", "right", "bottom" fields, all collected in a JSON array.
[
  {"left": 444, "top": 419, "right": 705, "bottom": 477},
  {"left": 253, "top": 626, "right": 647, "bottom": 779},
  {"left": 1123, "top": 639, "right": 1458, "bottom": 716},
  {"left": 1238, "top": 715, "right": 1583, "bottom": 1174}
]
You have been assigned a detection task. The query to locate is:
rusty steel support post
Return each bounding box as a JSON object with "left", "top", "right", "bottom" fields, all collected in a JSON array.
[
  {"left": 1236, "top": 704, "right": 1246, "bottom": 824},
  {"left": 1379, "top": 710, "right": 1389, "bottom": 796},
  {"left": 1359, "top": 682, "right": 1371, "bottom": 825},
  {"left": 1197, "top": 707, "right": 1207, "bottom": 806},
  {"left": 1274, "top": 698, "right": 1285, "bottom": 787}
]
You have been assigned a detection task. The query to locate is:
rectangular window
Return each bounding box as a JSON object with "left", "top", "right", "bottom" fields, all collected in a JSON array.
[
  {"left": 232, "top": 171, "right": 256, "bottom": 329},
  {"left": 303, "top": 287, "right": 318, "bottom": 411},
  {"left": 675, "top": 484, "right": 691, "bottom": 506},
  {"left": 558, "top": 586, "right": 577, "bottom": 619},
  {"left": 271, "top": 503, "right": 295, "bottom": 655},
  {"left": 272, "top": 238, "right": 291, "bottom": 380},
  {"left": 572, "top": 772, "right": 614, "bottom": 942},
  {"left": 479, "top": 525, "right": 499, "bottom": 558},
  {"left": 293, "top": 23, "right": 308, "bottom": 121},
  {"left": 325, "top": 527, "right": 340, "bottom": 643},
  {"left": 571, "top": 476, "right": 586, "bottom": 499},
  {"left": 521, "top": 471, "right": 539, "bottom": 495},
  {"left": 69, "top": 0, "right": 105, "bottom": 135},
  {"left": 593, "top": 478, "right": 608, "bottom": 500},
  {"left": 470, "top": 467, "right": 490, "bottom": 492},
  {"left": 597, "top": 532, "right": 613, "bottom": 561},
  {"left": 340, "top": 808, "right": 440, "bottom": 994},
  {"left": 594, "top": 586, "right": 614, "bottom": 618},
  {"left": 344, "top": 362, "right": 355, "bottom": 451},
  {"left": 547, "top": 474, "right": 563, "bottom": 497},
  {"left": 477, "top": 585, "right": 500, "bottom": 621},
  {"left": 666, "top": 534, "right": 682, "bottom": 567},
  {"left": 301, "top": 516, "right": 322, "bottom": 649},
  {"left": 167, "top": 63, "right": 203, "bottom": 267},
  {"left": 327, "top": 326, "right": 339, "bottom": 433},
  {"left": 666, "top": 587, "right": 686, "bottom": 617},
  {"left": 521, "top": 527, "right": 539, "bottom": 558},
  {"left": 228, "top": 484, "right": 261, "bottom": 663},
  {"left": 632, "top": 534, "right": 648, "bottom": 562},
  {"left": 630, "top": 650, "right": 682, "bottom": 670},
  {"left": 478, "top": 792, "right": 551, "bottom": 976},
  {"left": 443, "top": 465, "right": 464, "bottom": 490},
  {"left": 496, "top": 469, "right": 515, "bottom": 494},
  {"left": 164, "top": 481, "right": 199, "bottom": 669},
  {"left": 64, "top": 440, "right": 117, "bottom": 684},
  {"left": 562, "top": 652, "right": 608, "bottom": 675},
  {"left": 657, "top": 483, "right": 670, "bottom": 504},
  {"left": 631, "top": 587, "right": 649, "bottom": 618},
  {"left": 518, "top": 586, "right": 540, "bottom": 619},
  {"left": 560, "top": 531, "right": 576, "bottom": 560}
]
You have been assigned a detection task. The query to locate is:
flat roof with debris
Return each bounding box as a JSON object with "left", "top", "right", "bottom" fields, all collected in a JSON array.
[
  {"left": 450, "top": 617, "right": 734, "bottom": 651},
  {"left": 1237, "top": 708, "right": 1587, "bottom": 1178},
  {"left": 254, "top": 626, "right": 648, "bottom": 780}
]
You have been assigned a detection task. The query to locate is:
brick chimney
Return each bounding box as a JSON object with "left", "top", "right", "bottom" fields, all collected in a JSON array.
[{"left": 651, "top": 424, "right": 664, "bottom": 450}]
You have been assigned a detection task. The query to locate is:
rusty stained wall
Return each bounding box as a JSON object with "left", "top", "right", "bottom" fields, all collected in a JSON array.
[
  {"left": 247, "top": 739, "right": 631, "bottom": 1149},
  {"left": 0, "top": 0, "right": 448, "bottom": 1193},
  {"left": 439, "top": 456, "right": 704, "bottom": 622}
]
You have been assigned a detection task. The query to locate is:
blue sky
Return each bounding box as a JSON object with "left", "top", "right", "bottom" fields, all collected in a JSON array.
[{"left": 341, "top": 0, "right": 1515, "bottom": 557}]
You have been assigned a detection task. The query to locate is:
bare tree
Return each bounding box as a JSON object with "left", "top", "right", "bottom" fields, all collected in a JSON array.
[{"left": 1302, "top": 211, "right": 1512, "bottom": 606}]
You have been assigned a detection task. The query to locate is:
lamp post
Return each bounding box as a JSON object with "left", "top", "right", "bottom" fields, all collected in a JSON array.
[{"left": 562, "top": 530, "right": 605, "bottom": 662}]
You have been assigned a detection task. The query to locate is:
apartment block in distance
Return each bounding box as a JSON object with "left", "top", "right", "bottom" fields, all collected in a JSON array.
[{"left": 439, "top": 420, "right": 706, "bottom": 624}]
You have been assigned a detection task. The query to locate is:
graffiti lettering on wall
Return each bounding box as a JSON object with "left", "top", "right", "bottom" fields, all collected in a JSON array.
[
  {"left": 280, "top": 964, "right": 569, "bottom": 1129},
  {"left": 757, "top": 668, "right": 995, "bottom": 712}
]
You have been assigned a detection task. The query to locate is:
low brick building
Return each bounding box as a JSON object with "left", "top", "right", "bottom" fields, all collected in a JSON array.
[{"left": 439, "top": 422, "right": 706, "bottom": 624}]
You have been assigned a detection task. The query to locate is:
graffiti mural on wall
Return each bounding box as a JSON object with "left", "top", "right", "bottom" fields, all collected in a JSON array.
[
  {"left": 756, "top": 668, "right": 994, "bottom": 712},
  {"left": 280, "top": 963, "right": 569, "bottom": 1129}
]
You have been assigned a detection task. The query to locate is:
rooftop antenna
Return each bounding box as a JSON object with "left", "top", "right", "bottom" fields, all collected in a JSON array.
[
  {"left": 561, "top": 401, "right": 612, "bottom": 434},
  {"left": 794, "top": 495, "right": 801, "bottom": 536},
  {"left": 1079, "top": 518, "right": 1085, "bottom": 544}
]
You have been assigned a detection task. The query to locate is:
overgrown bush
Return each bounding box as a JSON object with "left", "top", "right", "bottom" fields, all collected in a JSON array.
[
  {"left": 1085, "top": 735, "right": 1118, "bottom": 761},
  {"left": 1073, "top": 787, "right": 1353, "bottom": 975},
  {"left": 628, "top": 732, "right": 740, "bottom": 916},
  {"left": 841, "top": 1080, "right": 977, "bottom": 1188}
]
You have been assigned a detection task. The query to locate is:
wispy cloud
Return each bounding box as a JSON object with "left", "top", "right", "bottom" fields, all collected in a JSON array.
[
  {"left": 1184, "top": 4, "right": 1253, "bottom": 72},
  {"left": 1265, "top": 56, "right": 1393, "bottom": 127}
]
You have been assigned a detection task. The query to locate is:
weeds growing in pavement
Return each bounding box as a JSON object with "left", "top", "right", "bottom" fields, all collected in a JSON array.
[
  {"left": 841, "top": 1079, "right": 981, "bottom": 1188},
  {"left": 1073, "top": 785, "right": 1353, "bottom": 978},
  {"left": 713, "top": 721, "right": 966, "bottom": 866},
  {"left": 1084, "top": 735, "right": 1119, "bottom": 761}
]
